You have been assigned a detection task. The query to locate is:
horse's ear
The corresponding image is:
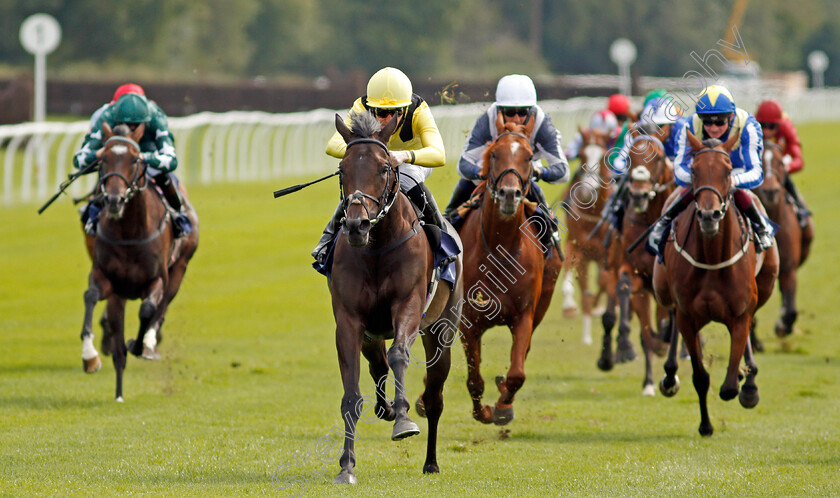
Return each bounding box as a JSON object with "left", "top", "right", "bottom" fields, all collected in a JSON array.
[
  {"left": 129, "top": 123, "right": 145, "bottom": 144},
  {"left": 495, "top": 108, "right": 505, "bottom": 135},
  {"left": 378, "top": 111, "right": 400, "bottom": 143},
  {"left": 102, "top": 121, "right": 113, "bottom": 141},
  {"left": 523, "top": 111, "right": 536, "bottom": 138},
  {"left": 722, "top": 128, "right": 740, "bottom": 152},
  {"left": 335, "top": 113, "right": 353, "bottom": 143},
  {"left": 686, "top": 129, "right": 704, "bottom": 152}
]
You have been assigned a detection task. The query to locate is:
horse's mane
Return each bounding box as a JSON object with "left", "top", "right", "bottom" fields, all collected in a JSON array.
[
  {"left": 480, "top": 122, "right": 526, "bottom": 178},
  {"left": 348, "top": 110, "right": 381, "bottom": 139}
]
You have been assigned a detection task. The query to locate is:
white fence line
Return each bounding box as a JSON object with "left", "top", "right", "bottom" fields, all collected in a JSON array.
[{"left": 2, "top": 90, "right": 839, "bottom": 206}]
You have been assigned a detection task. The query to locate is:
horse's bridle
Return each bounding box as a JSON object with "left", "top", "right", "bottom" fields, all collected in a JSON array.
[
  {"left": 339, "top": 138, "right": 399, "bottom": 227},
  {"left": 692, "top": 147, "right": 733, "bottom": 220},
  {"left": 629, "top": 135, "right": 670, "bottom": 203},
  {"left": 487, "top": 131, "right": 533, "bottom": 201},
  {"left": 97, "top": 136, "right": 148, "bottom": 203}
]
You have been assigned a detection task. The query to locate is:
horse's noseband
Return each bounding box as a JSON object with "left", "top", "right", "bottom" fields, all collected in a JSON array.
[
  {"left": 488, "top": 131, "right": 533, "bottom": 200},
  {"left": 340, "top": 138, "right": 398, "bottom": 228}
]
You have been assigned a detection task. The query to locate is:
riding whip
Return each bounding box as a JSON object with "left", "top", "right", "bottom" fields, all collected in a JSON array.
[
  {"left": 273, "top": 171, "right": 339, "bottom": 198},
  {"left": 37, "top": 162, "right": 99, "bottom": 215}
]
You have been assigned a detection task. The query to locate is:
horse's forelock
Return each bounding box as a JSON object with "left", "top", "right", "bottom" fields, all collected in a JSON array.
[
  {"left": 348, "top": 110, "right": 381, "bottom": 138},
  {"left": 112, "top": 124, "right": 132, "bottom": 137},
  {"left": 702, "top": 138, "right": 723, "bottom": 149}
]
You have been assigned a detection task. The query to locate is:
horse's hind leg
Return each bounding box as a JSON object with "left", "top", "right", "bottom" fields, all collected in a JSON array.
[
  {"left": 659, "top": 309, "right": 681, "bottom": 397},
  {"left": 678, "top": 314, "right": 713, "bottom": 436},
  {"left": 361, "top": 337, "right": 395, "bottom": 421},
  {"left": 129, "top": 277, "right": 165, "bottom": 359},
  {"left": 775, "top": 268, "right": 798, "bottom": 338},
  {"left": 105, "top": 296, "right": 128, "bottom": 401},
  {"left": 80, "top": 270, "right": 112, "bottom": 374},
  {"left": 739, "top": 323, "right": 760, "bottom": 408},
  {"left": 630, "top": 286, "right": 657, "bottom": 396},
  {"left": 420, "top": 320, "right": 453, "bottom": 473},
  {"left": 613, "top": 271, "right": 637, "bottom": 364}
]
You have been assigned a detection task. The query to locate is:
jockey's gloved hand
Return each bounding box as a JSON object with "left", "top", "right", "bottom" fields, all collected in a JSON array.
[
  {"left": 390, "top": 150, "right": 412, "bottom": 165},
  {"left": 534, "top": 166, "right": 544, "bottom": 181}
]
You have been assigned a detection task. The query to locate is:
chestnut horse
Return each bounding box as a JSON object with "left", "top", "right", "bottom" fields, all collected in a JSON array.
[
  {"left": 653, "top": 131, "right": 778, "bottom": 436},
  {"left": 458, "top": 112, "right": 562, "bottom": 425},
  {"left": 559, "top": 128, "right": 615, "bottom": 345},
  {"left": 599, "top": 127, "right": 672, "bottom": 394},
  {"left": 79, "top": 123, "right": 199, "bottom": 401},
  {"left": 328, "top": 112, "right": 463, "bottom": 483},
  {"left": 753, "top": 140, "right": 814, "bottom": 339}
]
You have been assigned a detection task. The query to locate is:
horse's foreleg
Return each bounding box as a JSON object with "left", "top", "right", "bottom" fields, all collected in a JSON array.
[
  {"left": 739, "top": 322, "right": 760, "bottom": 408},
  {"left": 721, "top": 314, "right": 750, "bottom": 402},
  {"left": 597, "top": 267, "right": 618, "bottom": 371},
  {"left": 561, "top": 262, "right": 578, "bottom": 319},
  {"left": 388, "top": 299, "right": 423, "bottom": 441},
  {"left": 613, "top": 270, "right": 637, "bottom": 364},
  {"left": 493, "top": 314, "right": 535, "bottom": 425},
  {"left": 105, "top": 297, "right": 127, "bottom": 401},
  {"left": 775, "top": 269, "right": 798, "bottom": 338},
  {"left": 130, "top": 277, "right": 165, "bottom": 359},
  {"left": 678, "top": 313, "right": 712, "bottom": 436},
  {"left": 659, "top": 309, "right": 681, "bottom": 397},
  {"left": 629, "top": 286, "right": 657, "bottom": 396},
  {"left": 80, "top": 270, "right": 111, "bottom": 375},
  {"left": 578, "top": 258, "right": 595, "bottom": 342},
  {"left": 361, "top": 338, "right": 394, "bottom": 421},
  {"left": 333, "top": 314, "right": 364, "bottom": 485}
]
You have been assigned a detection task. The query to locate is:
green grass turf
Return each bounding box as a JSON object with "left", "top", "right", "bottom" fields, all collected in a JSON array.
[{"left": 1, "top": 123, "right": 839, "bottom": 496}]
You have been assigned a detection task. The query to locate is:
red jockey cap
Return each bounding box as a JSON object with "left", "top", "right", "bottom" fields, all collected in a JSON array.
[
  {"left": 112, "top": 83, "right": 146, "bottom": 104},
  {"left": 755, "top": 100, "right": 783, "bottom": 123},
  {"left": 608, "top": 94, "right": 631, "bottom": 116}
]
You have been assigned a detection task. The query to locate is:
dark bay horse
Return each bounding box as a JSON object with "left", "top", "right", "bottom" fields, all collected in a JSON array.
[
  {"left": 559, "top": 128, "right": 614, "bottom": 345},
  {"left": 80, "top": 123, "right": 199, "bottom": 401},
  {"left": 653, "top": 131, "right": 778, "bottom": 436},
  {"left": 599, "top": 127, "right": 672, "bottom": 394},
  {"left": 754, "top": 140, "right": 814, "bottom": 339},
  {"left": 328, "top": 112, "right": 463, "bottom": 483},
  {"left": 457, "top": 112, "right": 562, "bottom": 425}
]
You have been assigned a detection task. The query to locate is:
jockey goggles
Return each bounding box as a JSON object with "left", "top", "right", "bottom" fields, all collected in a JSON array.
[
  {"left": 759, "top": 122, "right": 778, "bottom": 130},
  {"left": 374, "top": 107, "right": 405, "bottom": 118},
  {"left": 501, "top": 106, "right": 531, "bottom": 118},
  {"left": 701, "top": 114, "right": 730, "bottom": 127}
]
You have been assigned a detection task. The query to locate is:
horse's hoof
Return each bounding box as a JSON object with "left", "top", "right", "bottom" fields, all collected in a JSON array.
[
  {"left": 582, "top": 330, "right": 593, "bottom": 345},
  {"left": 83, "top": 356, "right": 101, "bottom": 374},
  {"left": 659, "top": 375, "right": 680, "bottom": 397},
  {"left": 392, "top": 419, "right": 420, "bottom": 440},
  {"left": 614, "top": 343, "right": 637, "bottom": 363},
  {"left": 115, "top": 396, "right": 124, "bottom": 403},
  {"left": 333, "top": 471, "right": 357, "bottom": 484},
  {"left": 472, "top": 405, "right": 494, "bottom": 424},
  {"left": 126, "top": 339, "right": 142, "bottom": 357},
  {"left": 641, "top": 383, "right": 656, "bottom": 397},
  {"left": 739, "top": 385, "right": 760, "bottom": 408},
  {"left": 698, "top": 422, "right": 714, "bottom": 437},
  {"left": 597, "top": 355, "right": 614, "bottom": 372},
  {"left": 652, "top": 339, "right": 669, "bottom": 358},
  {"left": 492, "top": 405, "right": 514, "bottom": 426},
  {"left": 414, "top": 396, "right": 426, "bottom": 419},
  {"left": 719, "top": 385, "right": 739, "bottom": 401},
  {"left": 142, "top": 346, "right": 160, "bottom": 361},
  {"left": 562, "top": 306, "right": 578, "bottom": 319},
  {"left": 423, "top": 462, "right": 440, "bottom": 474}
]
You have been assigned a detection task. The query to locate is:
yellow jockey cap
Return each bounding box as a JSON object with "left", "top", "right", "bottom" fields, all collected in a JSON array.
[{"left": 366, "top": 67, "right": 413, "bottom": 109}]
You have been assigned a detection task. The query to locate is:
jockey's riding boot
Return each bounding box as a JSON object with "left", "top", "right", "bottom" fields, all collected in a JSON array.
[
  {"left": 527, "top": 181, "right": 561, "bottom": 248},
  {"left": 81, "top": 199, "right": 103, "bottom": 236},
  {"left": 645, "top": 190, "right": 693, "bottom": 263},
  {"left": 154, "top": 172, "right": 192, "bottom": 238},
  {"left": 406, "top": 183, "right": 446, "bottom": 231},
  {"left": 312, "top": 203, "right": 343, "bottom": 265},
  {"left": 783, "top": 175, "right": 811, "bottom": 227},
  {"left": 443, "top": 179, "right": 475, "bottom": 219},
  {"left": 741, "top": 202, "right": 776, "bottom": 252}
]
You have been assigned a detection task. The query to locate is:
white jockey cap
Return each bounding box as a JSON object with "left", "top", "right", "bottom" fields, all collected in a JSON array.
[
  {"left": 640, "top": 97, "right": 679, "bottom": 126},
  {"left": 495, "top": 74, "right": 537, "bottom": 107}
]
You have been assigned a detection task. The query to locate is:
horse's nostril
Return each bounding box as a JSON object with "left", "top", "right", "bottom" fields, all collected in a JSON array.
[
  {"left": 359, "top": 219, "right": 371, "bottom": 232},
  {"left": 514, "top": 189, "right": 522, "bottom": 198}
]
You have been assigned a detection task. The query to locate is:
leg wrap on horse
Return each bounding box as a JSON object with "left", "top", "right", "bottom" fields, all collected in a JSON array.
[
  {"left": 783, "top": 175, "right": 811, "bottom": 226},
  {"left": 312, "top": 202, "right": 344, "bottom": 264},
  {"left": 646, "top": 186, "right": 694, "bottom": 262},
  {"left": 734, "top": 190, "right": 776, "bottom": 252},
  {"left": 443, "top": 178, "right": 476, "bottom": 218}
]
